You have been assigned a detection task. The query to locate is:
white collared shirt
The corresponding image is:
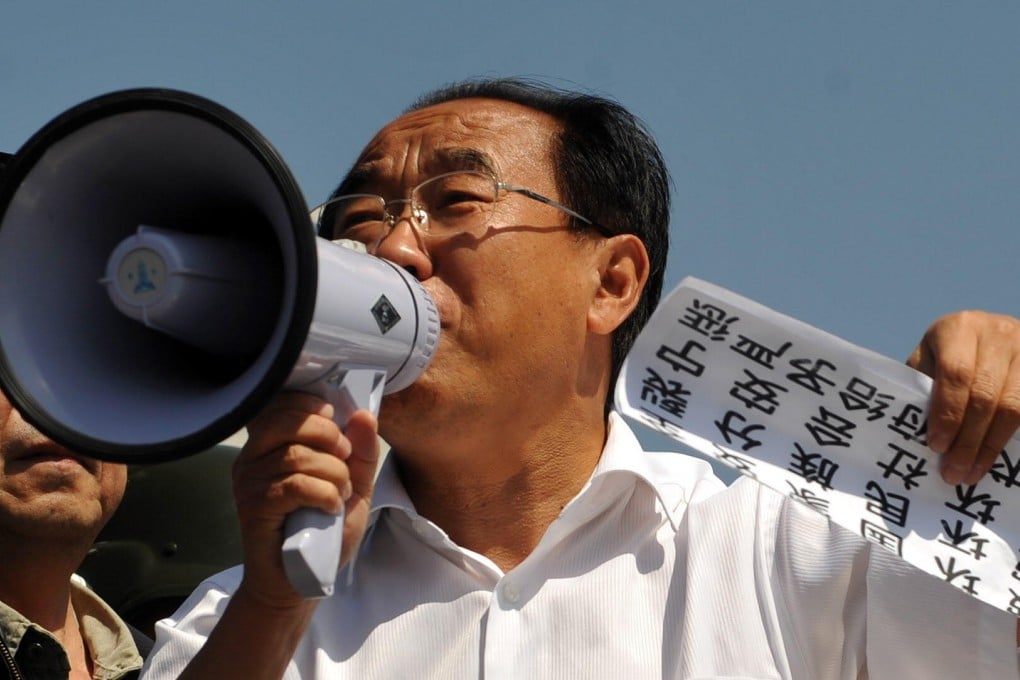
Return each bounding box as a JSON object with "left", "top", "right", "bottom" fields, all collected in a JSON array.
[{"left": 143, "top": 413, "right": 1018, "bottom": 679}]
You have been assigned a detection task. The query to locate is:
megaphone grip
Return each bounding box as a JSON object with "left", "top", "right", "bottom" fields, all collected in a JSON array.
[
  {"left": 281, "top": 506, "right": 345, "bottom": 598},
  {"left": 278, "top": 367, "right": 387, "bottom": 599}
]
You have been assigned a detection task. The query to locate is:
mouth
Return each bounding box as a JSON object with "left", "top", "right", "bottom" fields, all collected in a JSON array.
[
  {"left": 10, "top": 445, "right": 96, "bottom": 472},
  {"left": 421, "top": 283, "right": 454, "bottom": 330}
]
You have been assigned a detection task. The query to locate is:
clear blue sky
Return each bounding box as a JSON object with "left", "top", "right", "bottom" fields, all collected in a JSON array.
[{"left": 4, "top": 2, "right": 1019, "bottom": 475}]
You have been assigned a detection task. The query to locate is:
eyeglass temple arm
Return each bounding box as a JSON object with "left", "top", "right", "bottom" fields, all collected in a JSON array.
[{"left": 499, "top": 182, "right": 613, "bottom": 237}]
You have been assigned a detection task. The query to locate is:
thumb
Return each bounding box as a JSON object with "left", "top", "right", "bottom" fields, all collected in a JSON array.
[
  {"left": 344, "top": 409, "right": 381, "bottom": 503},
  {"left": 339, "top": 409, "right": 381, "bottom": 566}
]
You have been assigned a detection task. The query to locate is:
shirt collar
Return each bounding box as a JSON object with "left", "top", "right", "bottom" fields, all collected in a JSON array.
[
  {"left": 370, "top": 452, "right": 418, "bottom": 520},
  {"left": 0, "top": 598, "right": 31, "bottom": 655},
  {"left": 570, "top": 411, "right": 695, "bottom": 531},
  {"left": 0, "top": 579, "right": 143, "bottom": 677},
  {"left": 70, "top": 577, "right": 145, "bottom": 677},
  {"left": 368, "top": 411, "right": 700, "bottom": 532}
]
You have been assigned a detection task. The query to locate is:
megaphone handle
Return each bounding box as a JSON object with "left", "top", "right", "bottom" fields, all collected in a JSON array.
[{"left": 280, "top": 367, "right": 387, "bottom": 599}]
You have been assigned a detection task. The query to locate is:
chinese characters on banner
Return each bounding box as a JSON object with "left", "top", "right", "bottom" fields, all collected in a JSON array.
[{"left": 614, "top": 277, "right": 1020, "bottom": 615}]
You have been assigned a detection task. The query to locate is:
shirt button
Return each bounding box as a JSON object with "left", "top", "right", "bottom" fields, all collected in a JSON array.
[
  {"left": 411, "top": 518, "right": 431, "bottom": 536},
  {"left": 501, "top": 580, "right": 521, "bottom": 604}
]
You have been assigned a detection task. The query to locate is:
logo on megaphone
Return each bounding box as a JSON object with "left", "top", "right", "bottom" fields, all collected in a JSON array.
[{"left": 0, "top": 89, "right": 440, "bottom": 597}]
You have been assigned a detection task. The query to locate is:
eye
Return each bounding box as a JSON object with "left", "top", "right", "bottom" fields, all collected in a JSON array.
[
  {"left": 419, "top": 172, "right": 494, "bottom": 216},
  {"left": 322, "top": 196, "right": 386, "bottom": 237},
  {"left": 338, "top": 208, "right": 383, "bottom": 229},
  {"left": 434, "top": 188, "right": 487, "bottom": 209}
]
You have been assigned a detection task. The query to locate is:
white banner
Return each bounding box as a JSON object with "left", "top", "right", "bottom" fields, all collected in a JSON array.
[{"left": 615, "top": 276, "right": 1020, "bottom": 615}]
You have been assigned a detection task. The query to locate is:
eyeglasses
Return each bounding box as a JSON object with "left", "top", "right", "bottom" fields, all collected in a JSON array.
[{"left": 310, "top": 170, "right": 612, "bottom": 251}]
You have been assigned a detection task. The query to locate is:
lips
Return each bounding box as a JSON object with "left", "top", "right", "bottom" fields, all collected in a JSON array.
[
  {"left": 8, "top": 443, "right": 97, "bottom": 473},
  {"left": 422, "top": 284, "right": 455, "bottom": 330}
]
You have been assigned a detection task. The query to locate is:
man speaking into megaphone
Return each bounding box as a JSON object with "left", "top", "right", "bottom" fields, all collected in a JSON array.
[
  {"left": 133, "top": 79, "right": 1020, "bottom": 680},
  {"left": 5, "top": 81, "right": 1019, "bottom": 677}
]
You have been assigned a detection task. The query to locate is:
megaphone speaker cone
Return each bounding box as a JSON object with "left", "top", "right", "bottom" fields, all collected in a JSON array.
[{"left": 0, "top": 89, "right": 317, "bottom": 462}]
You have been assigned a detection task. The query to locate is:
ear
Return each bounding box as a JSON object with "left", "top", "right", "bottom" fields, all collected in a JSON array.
[{"left": 587, "top": 234, "right": 650, "bottom": 336}]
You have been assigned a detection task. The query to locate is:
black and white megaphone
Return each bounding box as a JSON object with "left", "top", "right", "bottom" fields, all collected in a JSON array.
[{"left": 0, "top": 89, "right": 440, "bottom": 598}]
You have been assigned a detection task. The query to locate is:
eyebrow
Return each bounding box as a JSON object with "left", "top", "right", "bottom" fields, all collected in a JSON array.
[
  {"left": 434, "top": 147, "right": 498, "bottom": 176},
  {"left": 332, "top": 165, "right": 374, "bottom": 198},
  {"left": 332, "top": 147, "right": 500, "bottom": 199}
]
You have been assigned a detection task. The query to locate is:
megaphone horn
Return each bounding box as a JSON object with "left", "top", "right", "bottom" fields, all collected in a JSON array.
[{"left": 0, "top": 89, "right": 440, "bottom": 597}]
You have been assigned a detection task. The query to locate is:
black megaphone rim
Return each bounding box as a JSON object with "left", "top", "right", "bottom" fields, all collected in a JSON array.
[{"left": 0, "top": 88, "right": 318, "bottom": 462}]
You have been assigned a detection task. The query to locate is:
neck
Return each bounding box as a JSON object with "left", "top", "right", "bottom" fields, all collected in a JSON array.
[
  {"left": 393, "top": 402, "right": 608, "bottom": 572},
  {"left": 0, "top": 537, "right": 87, "bottom": 630},
  {"left": 0, "top": 540, "right": 95, "bottom": 679}
]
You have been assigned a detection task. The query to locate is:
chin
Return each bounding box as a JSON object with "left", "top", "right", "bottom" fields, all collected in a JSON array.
[
  {"left": 379, "top": 384, "right": 431, "bottom": 430},
  {"left": 2, "top": 498, "right": 105, "bottom": 542},
  {"left": 380, "top": 381, "right": 470, "bottom": 447}
]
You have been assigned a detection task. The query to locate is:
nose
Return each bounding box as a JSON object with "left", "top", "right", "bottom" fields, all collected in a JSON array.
[{"left": 373, "top": 208, "right": 433, "bottom": 281}]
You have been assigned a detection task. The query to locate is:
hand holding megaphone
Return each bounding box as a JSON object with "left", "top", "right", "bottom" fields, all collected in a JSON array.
[
  {"left": 101, "top": 224, "right": 437, "bottom": 596},
  {"left": 0, "top": 89, "right": 439, "bottom": 598}
]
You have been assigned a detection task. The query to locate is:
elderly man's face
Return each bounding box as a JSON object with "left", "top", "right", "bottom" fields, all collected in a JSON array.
[
  {"left": 0, "top": 391, "right": 126, "bottom": 541},
  {"left": 345, "top": 98, "right": 610, "bottom": 459}
]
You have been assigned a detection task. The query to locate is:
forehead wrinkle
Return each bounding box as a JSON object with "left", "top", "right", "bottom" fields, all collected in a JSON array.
[
  {"left": 333, "top": 99, "right": 557, "bottom": 198},
  {"left": 335, "top": 146, "right": 502, "bottom": 198}
]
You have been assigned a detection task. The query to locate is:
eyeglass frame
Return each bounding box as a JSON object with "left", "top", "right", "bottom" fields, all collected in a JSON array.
[{"left": 311, "top": 170, "right": 614, "bottom": 244}]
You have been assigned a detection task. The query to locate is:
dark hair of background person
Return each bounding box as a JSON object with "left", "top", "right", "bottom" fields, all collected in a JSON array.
[{"left": 325, "top": 78, "right": 672, "bottom": 407}]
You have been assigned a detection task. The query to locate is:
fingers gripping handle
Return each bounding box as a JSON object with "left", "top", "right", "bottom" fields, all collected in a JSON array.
[{"left": 281, "top": 367, "right": 386, "bottom": 598}]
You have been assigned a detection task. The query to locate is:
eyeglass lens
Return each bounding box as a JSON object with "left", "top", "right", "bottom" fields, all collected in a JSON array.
[{"left": 317, "top": 171, "right": 498, "bottom": 243}]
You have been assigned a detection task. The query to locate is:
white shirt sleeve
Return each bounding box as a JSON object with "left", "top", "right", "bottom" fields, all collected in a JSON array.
[
  {"left": 140, "top": 566, "right": 270, "bottom": 679},
  {"left": 769, "top": 480, "right": 1019, "bottom": 679}
]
